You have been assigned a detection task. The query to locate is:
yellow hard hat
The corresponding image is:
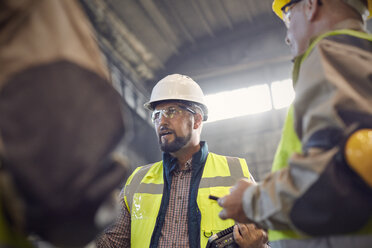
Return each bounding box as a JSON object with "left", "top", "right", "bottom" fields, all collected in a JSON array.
[
  {"left": 272, "top": 0, "right": 372, "bottom": 20},
  {"left": 272, "top": 0, "right": 290, "bottom": 20}
]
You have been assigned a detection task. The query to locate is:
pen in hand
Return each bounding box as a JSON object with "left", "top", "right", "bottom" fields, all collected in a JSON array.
[{"left": 209, "top": 195, "right": 219, "bottom": 201}]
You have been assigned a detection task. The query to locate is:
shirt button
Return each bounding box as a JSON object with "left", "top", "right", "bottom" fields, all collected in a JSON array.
[
  {"left": 178, "top": 196, "right": 182, "bottom": 200},
  {"left": 175, "top": 220, "right": 178, "bottom": 223}
]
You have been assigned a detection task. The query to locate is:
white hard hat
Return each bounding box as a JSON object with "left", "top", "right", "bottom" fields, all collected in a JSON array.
[{"left": 144, "top": 74, "right": 208, "bottom": 121}]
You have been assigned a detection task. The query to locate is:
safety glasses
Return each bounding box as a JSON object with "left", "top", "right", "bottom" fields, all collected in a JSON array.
[
  {"left": 281, "top": 0, "right": 303, "bottom": 28},
  {"left": 151, "top": 105, "right": 196, "bottom": 124}
]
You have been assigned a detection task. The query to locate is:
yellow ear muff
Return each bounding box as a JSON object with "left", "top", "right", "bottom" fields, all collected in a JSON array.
[{"left": 345, "top": 129, "right": 372, "bottom": 187}]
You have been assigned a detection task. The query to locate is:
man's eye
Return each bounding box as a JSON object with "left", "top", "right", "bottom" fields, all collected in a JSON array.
[{"left": 153, "top": 112, "right": 160, "bottom": 120}]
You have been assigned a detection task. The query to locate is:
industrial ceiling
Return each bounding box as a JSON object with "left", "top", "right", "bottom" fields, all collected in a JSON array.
[{"left": 80, "top": 0, "right": 290, "bottom": 95}]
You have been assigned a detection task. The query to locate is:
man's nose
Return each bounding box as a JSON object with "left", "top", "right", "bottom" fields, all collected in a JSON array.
[{"left": 158, "top": 113, "right": 169, "bottom": 126}]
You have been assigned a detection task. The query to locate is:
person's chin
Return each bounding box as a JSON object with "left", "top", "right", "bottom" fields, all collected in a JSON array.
[{"left": 160, "top": 142, "right": 172, "bottom": 152}]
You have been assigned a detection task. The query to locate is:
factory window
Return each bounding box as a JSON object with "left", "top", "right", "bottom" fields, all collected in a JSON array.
[
  {"left": 271, "top": 79, "right": 295, "bottom": 109},
  {"left": 205, "top": 79, "right": 294, "bottom": 123},
  {"left": 205, "top": 84, "right": 272, "bottom": 123}
]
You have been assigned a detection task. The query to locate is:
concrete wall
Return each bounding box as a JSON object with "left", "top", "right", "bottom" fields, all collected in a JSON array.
[{"left": 202, "top": 108, "right": 288, "bottom": 181}]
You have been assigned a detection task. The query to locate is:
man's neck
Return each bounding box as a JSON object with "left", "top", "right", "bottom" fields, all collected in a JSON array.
[{"left": 171, "top": 143, "right": 201, "bottom": 170}]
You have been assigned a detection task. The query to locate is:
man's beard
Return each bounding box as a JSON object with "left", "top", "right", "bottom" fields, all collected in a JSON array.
[{"left": 159, "top": 132, "right": 192, "bottom": 153}]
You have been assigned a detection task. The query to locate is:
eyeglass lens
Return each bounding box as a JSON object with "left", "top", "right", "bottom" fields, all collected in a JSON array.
[
  {"left": 152, "top": 105, "right": 195, "bottom": 123},
  {"left": 281, "top": 0, "right": 303, "bottom": 27}
]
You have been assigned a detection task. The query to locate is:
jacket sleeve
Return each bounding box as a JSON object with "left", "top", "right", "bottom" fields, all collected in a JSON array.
[{"left": 242, "top": 35, "right": 372, "bottom": 235}]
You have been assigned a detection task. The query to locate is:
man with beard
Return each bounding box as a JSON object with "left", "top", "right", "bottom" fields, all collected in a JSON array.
[{"left": 96, "top": 74, "right": 269, "bottom": 248}]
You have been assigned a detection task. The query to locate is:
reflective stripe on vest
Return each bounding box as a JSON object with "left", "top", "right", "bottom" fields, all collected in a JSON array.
[
  {"left": 124, "top": 153, "right": 250, "bottom": 248},
  {"left": 269, "top": 29, "right": 372, "bottom": 243}
]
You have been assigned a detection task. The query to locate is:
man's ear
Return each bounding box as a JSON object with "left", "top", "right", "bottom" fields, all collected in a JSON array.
[
  {"left": 305, "top": 0, "right": 321, "bottom": 21},
  {"left": 193, "top": 113, "right": 203, "bottom": 129}
]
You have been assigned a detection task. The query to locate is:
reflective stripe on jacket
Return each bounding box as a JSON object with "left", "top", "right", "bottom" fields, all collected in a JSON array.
[
  {"left": 124, "top": 152, "right": 250, "bottom": 248},
  {"left": 269, "top": 28, "right": 372, "bottom": 245}
]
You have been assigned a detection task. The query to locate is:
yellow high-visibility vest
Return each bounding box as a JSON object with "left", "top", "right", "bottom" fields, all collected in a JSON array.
[{"left": 124, "top": 152, "right": 250, "bottom": 248}]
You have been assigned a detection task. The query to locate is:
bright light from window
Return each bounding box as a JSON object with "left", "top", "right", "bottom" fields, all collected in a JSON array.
[
  {"left": 205, "top": 84, "right": 272, "bottom": 123},
  {"left": 271, "top": 79, "right": 295, "bottom": 109}
]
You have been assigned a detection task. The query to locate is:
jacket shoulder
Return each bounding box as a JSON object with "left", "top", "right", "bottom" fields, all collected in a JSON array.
[{"left": 321, "top": 33, "right": 372, "bottom": 50}]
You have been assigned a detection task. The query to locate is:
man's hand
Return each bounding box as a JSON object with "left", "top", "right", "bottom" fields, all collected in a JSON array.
[
  {"left": 218, "top": 179, "right": 253, "bottom": 223},
  {"left": 234, "top": 224, "right": 268, "bottom": 248}
]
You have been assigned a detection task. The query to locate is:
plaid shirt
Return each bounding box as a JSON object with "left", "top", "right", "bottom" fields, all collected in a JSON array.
[{"left": 96, "top": 160, "right": 193, "bottom": 248}]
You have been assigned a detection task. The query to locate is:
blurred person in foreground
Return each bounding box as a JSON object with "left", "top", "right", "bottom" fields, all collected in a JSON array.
[
  {"left": 0, "top": 0, "right": 129, "bottom": 247},
  {"left": 218, "top": 0, "right": 372, "bottom": 247},
  {"left": 96, "top": 74, "right": 269, "bottom": 248}
]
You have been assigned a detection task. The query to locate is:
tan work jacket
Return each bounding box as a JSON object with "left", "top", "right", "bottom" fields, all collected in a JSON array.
[{"left": 243, "top": 19, "right": 372, "bottom": 248}]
